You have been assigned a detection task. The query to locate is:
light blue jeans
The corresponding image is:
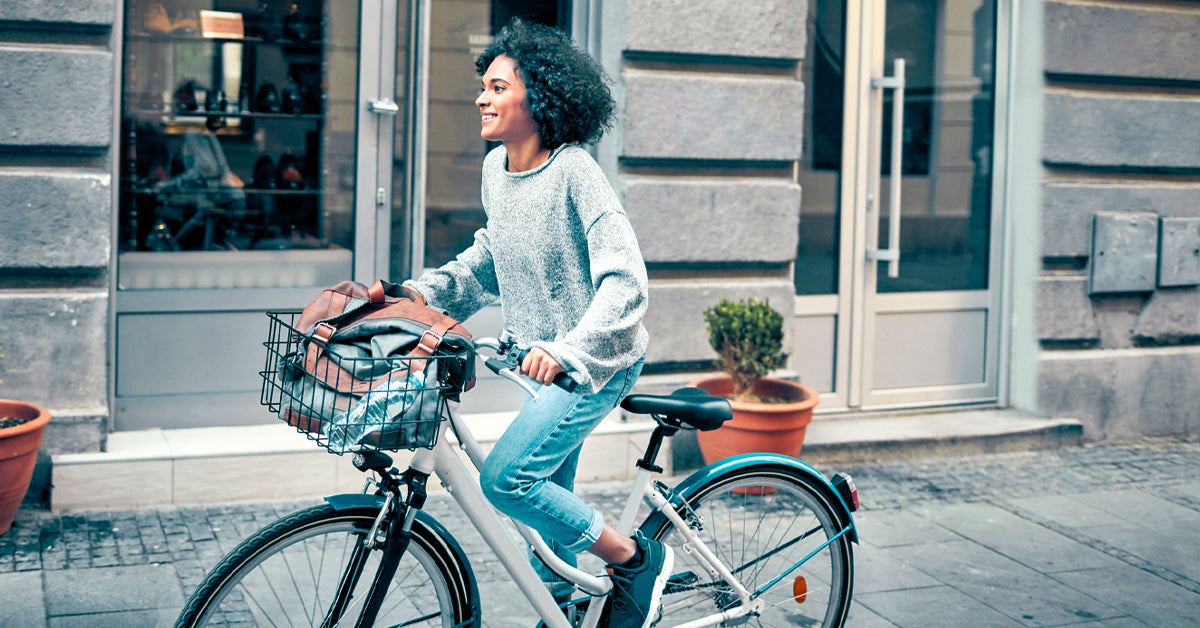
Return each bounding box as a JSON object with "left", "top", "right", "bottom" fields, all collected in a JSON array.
[{"left": 479, "top": 356, "right": 644, "bottom": 602}]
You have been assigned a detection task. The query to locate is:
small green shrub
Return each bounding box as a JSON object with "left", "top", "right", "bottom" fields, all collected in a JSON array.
[{"left": 703, "top": 297, "right": 786, "bottom": 401}]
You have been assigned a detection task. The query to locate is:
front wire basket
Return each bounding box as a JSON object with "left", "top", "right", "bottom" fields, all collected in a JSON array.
[{"left": 260, "top": 311, "right": 453, "bottom": 454}]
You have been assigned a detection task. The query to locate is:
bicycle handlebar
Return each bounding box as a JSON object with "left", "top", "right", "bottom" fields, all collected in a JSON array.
[
  {"left": 473, "top": 336, "right": 580, "bottom": 395},
  {"left": 513, "top": 347, "right": 580, "bottom": 393}
]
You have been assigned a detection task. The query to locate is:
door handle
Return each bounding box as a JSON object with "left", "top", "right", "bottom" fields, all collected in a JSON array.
[
  {"left": 866, "top": 58, "right": 905, "bottom": 278},
  {"left": 367, "top": 98, "right": 400, "bottom": 115}
]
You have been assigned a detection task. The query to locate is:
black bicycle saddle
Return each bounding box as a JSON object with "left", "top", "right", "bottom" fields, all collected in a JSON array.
[{"left": 620, "top": 387, "right": 732, "bottom": 431}]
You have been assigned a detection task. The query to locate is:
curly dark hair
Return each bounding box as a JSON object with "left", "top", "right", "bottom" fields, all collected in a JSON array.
[{"left": 476, "top": 18, "right": 615, "bottom": 148}]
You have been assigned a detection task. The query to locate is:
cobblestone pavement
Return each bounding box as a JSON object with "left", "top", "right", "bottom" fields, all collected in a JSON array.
[{"left": 3, "top": 437, "right": 1200, "bottom": 626}]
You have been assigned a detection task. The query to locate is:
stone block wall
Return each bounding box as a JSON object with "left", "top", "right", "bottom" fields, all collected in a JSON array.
[
  {"left": 1038, "top": 0, "right": 1200, "bottom": 439},
  {"left": 605, "top": 0, "right": 806, "bottom": 371},
  {"left": 0, "top": 0, "right": 117, "bottom": 500}
]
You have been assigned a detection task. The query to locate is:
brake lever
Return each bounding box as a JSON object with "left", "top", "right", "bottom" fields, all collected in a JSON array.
[
  {"left": 497, "top": 366, "right": 540, "bottom": 399},
  {"left": 483, "top": 355, "right": 540, "bottom": 400}
]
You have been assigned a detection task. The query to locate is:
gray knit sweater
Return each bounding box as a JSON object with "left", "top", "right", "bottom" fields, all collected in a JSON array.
[{"left": 412, "top": 144, "right": 649, "bottom": 392}]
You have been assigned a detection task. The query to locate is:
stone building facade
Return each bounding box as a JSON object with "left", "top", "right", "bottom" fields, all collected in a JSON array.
[{"left": 0, "top": 0, "right": 1197, "bottom": 506}]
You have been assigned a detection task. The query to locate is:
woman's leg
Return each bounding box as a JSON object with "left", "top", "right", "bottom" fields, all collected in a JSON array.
[{"left": 479, "top": 358, "right": 643, "bottom": 597}]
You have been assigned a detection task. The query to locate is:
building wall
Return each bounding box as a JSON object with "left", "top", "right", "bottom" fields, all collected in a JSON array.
[
  {"left": 1036, "top": 0, "right": 1200, "bottom": 439},
  {"left": 598, "top": 0, "right": 806, "bottom": 370},
  {"left": 0, "top": 1, "right": 118, "bottom": 505},
  {"left": 3, "top": 0, "right": 1199, "bottom": 483}
]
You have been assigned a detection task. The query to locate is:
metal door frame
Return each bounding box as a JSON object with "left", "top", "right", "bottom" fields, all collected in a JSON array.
[{"left": 809, "top": 0, "right": 1012, "bottom": 412}]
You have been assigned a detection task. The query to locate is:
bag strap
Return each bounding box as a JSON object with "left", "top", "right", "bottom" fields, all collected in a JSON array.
[
  {"left": 310, "top": 280, "right": 435, "bottom": 346},
  {"left": 367, "top": 279, "right": 427, "bottom": 306}
]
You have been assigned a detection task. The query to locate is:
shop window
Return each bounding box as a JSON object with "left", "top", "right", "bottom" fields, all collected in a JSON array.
[{"left": 119, "top": 0, "right": 352, "bottom": 290}]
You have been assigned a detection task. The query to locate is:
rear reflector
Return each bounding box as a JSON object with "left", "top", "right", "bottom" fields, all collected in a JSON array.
[{"left": 831, "top": 472, "right": 859, "bottom": 512}]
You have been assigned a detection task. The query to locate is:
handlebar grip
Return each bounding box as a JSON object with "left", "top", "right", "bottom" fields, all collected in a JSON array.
[{"left": 516, "top": 348, "right": 580, "bottom": 393}]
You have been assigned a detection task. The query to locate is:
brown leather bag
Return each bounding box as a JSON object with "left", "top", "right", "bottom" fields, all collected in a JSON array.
[{"left": 267, "top": 279, "right": 474, "bottom": 452}]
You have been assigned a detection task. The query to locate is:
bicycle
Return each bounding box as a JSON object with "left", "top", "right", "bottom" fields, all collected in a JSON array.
[{"left": 175, "top": 311, "right": 859, "bottom": 627}]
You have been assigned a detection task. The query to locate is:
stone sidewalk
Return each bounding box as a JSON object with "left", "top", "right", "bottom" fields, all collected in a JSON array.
[{"left": 3, "top": 438, "right": 1200, "bottom": 626}]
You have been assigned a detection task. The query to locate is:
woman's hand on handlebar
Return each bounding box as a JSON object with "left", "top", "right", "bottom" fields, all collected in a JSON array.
[{"left": 521, "top": 347, "right": 564, "bottom": 386}]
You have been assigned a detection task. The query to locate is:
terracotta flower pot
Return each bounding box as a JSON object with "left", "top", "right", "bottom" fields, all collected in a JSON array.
[
  {"left": 0, "top": 400, "right": 50, "bottom": 536},
  {"left": 689, "top": 375, "right": 819, "bottom": 465}
]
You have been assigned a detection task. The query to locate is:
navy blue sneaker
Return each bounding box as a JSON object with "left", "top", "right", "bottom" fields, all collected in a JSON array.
[{"left": 604, "top": 532, "right": 674, "bottom": 628}]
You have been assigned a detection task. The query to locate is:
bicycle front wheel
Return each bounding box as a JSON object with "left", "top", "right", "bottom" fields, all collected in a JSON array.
[
  {"left": 176, "top": 503, "right": 479, "bottom": 627},
  {"left": 640, "top": 465, "right": 854, "bottom": 627}
]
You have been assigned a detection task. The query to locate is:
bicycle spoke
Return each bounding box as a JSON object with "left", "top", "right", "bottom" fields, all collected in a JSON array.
[
  {"left": 733, "top": 524, "right": 824, "bottom": 578},
  {"left": 177, "top": 506, "right": 471, "bottom": 627},
  {"left": 645, "top": 469, "right": 853, "bottom": 627}
]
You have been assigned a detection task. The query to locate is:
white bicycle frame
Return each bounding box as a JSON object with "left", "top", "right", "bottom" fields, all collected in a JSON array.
[{"left": 400, "top": 397, "right": 763, "bottom": 628}]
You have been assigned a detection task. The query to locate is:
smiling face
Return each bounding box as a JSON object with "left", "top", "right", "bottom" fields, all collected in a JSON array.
[{"left": 475, "top": 55, "right": 540, "bottom": 146}]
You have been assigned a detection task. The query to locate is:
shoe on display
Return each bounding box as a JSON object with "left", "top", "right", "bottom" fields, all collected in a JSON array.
[
  {"left": 142, "top": 1, "right": 171, "bottom": 33},
  {"left": 171, "top": 10, "right": 198, "bottom": 35},
  {"left": 256, "top": 83, "right": 281, "bottom": 113},
  {"left": 275, "top": 151, "right": 305, "bottom": 190},
  {"left": 248, "top": 3, "right": 282, "bottom": 40},
  {"left": 145, "top": 221, "right": 176, "bottom": 252},
  {"left": 280, "top": 80, "right": 303, "bottom": 114},
  {"left": 604, "top": 532, "right": 674, "bottom": 628},
  {"left": 283, "top": 4, "right": 310, "bottom": 41},
  {"left": 173, "top": 79, "right": 199, "bottom": 113},
  {"left": 252, "top": 155, "right": 276, "bottom": 189},
  {"left": 204, "top": 90, "right": 227, "bottom": 131}
]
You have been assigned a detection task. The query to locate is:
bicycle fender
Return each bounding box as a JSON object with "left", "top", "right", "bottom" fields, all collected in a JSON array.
[
  {"left": 670, "top": 453, "right": 858, "bottom": 543},
  {"left": 325, "top": 493, "right": 385, "bottom": 510}
]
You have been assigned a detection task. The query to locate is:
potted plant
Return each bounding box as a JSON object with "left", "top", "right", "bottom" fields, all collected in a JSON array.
[
  {"left": 690, "top": 297, "right": 819, "bottom": 465},
  {"left": 0, "top": 340, "right": 51, "bottom": 536}
]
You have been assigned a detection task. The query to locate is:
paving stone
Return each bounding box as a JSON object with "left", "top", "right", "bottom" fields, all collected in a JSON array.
[
  {"left": 43, "top": 563, "right": 183, "bottom": 617},
  {"left": 0, "top": 571, "right": 46, "bottom": 627},
  {"left": 852, "top": 540, "right": 941, "bottom": 595},
  {"left": 3, "top": 439, "right": 1199, "bottom": 625},
  {"left": 47, "top": 607, "right": 179, "bottom": 628},
  {"left": 857, "top": 584, "right": 1024, "bottom": 627},
  {"left": 927, "top": 502, "right": 1119, "bottom": 574},
  {"left": 887, "top": 537, "right": 1126, "bottom": 626},
  {"left": 1053, "top": 564, "right": 1200, "bottom": 626}
]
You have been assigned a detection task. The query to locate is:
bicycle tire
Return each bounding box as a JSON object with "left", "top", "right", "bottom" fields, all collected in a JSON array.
[
  {"left": 175, "top": 503, "right": 479, "bottom": 627},
  {"left": 639, "top": 465, "right": 854, "bottom": 627}
]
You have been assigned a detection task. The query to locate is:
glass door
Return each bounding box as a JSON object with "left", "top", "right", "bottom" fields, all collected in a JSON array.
[
  {"left": 795, "top": 0, "right": 1003, "bottom": 412},
  {"left": 386, "top": 0, "right": 572, "bottom": 413},
  {"left": 114, "top": 0, "right": 379, "bottom": 429}
]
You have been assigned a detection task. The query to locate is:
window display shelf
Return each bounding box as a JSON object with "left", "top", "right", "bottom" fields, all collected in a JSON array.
[
  {"left": 120, "top": 0, "right": 334, "bottom": 262},
  {"left": 125, "top": 110, "right": 324, "bottom": 122},
  {"left": 118, "top": 248, "right": 350, "bottom": 291},
  {"left": 125, "top": 185, "right": 322, "bottom": 197},
  {"left": 127, "top": 32, "right": 323, "bottom": 50}
]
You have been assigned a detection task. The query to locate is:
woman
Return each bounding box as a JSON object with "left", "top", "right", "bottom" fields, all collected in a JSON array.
[{"left": 406, "top": 17, "right": 669, "bottom": 628}]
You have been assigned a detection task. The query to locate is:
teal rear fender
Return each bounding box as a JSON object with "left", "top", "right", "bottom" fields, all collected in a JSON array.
[{"left": 669, "top": 453, "right": 858, "bottom": 543}]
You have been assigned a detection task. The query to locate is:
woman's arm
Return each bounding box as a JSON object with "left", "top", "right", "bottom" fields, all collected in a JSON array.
[{"left": 410, "top": 227, "right": 501, "bottom": 323}]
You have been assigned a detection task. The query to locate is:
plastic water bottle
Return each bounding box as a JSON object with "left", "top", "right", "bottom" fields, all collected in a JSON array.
[{"left": 324, "top": 370, "right": 425, "bottom": 452}]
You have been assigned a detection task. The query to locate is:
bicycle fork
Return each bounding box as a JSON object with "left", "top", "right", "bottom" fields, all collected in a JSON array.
[{"left": 324, "top": 465, "right": 431, "bottom": 628}]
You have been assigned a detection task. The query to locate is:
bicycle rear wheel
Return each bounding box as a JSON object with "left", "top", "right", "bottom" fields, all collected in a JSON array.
[
  {"left": 639, "top": 465, "right": 854, "bottom": 627},
  {"left": 176, "top": 503, "right": 479, "bottom": 627}
]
